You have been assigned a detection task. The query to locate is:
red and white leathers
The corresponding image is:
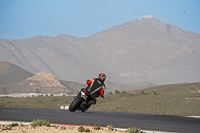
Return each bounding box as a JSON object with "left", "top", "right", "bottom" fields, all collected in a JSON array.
[{"left": 86, "top": 78, "right": 105, "bottom": 97}]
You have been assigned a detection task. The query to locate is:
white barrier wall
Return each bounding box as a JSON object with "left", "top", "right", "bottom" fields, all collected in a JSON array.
[{"left": 60, "top": 106, "right": 69, "bottom": 110}]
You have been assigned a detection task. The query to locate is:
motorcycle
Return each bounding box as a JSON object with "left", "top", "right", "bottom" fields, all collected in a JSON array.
[
  {"left": 69, "top": 90, "right": 92, "bottom": 112},
  {"left": 69, "top": 78, "right": 104, "bottom": 112}
]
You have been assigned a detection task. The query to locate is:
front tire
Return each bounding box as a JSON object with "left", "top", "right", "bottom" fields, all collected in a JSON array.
[
  {"left": 81, "top": 104, "right": 92, "bottom": 112},
  {"left": 69, "top": 97, "right": 84, "bottom": 112}
]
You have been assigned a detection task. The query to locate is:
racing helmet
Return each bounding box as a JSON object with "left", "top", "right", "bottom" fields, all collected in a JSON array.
[{"left": 99, "top": 73, "right": 106, "bottom": 81}]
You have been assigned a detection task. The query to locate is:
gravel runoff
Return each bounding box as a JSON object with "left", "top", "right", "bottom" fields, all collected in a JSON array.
[{"left": 0, "top": 121, "right": 178, "bottom": 133}]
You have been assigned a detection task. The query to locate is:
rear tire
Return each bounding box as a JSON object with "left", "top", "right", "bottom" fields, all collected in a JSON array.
[{"left": 69, "top": 97, "right": 84, "bottom": 112}]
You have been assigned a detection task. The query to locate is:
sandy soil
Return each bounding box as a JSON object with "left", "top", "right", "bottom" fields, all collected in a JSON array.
[{"left": 0, "top": 124, "right": 126, "bottom": 133}]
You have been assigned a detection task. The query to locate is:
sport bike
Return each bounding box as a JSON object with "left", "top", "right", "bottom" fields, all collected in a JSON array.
[{"left": 69, "top": 78, "right": 104, "bottom": 112}]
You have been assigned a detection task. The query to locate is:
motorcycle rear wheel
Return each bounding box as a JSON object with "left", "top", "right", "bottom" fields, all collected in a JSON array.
[{"left": 69, "top": 97, "right": 84, "bottom": 112}]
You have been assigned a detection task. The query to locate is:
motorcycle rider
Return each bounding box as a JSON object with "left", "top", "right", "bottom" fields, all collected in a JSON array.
[{"left": 77, "top": 73, "right": 106, "bottom": 111}]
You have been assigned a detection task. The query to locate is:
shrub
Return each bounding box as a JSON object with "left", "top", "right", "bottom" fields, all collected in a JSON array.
[
  {"left": 2, "top": 125, "right": 12, "bottom": 130},
  {"left": 127, "top": 127, "right": 141, "bottom": 133},
  {"left": 94, "top": 126, "right": 101, "bottom": 130},
  {"left": 2, "top": 123, "right": 18, "bottom": 130},
  {"left": 78, "top": 126, "right": 85, "bottom": 132},
  {"left": 78, "top": 126, "right": 90, "bottom": 132},
  {"left": 114, "top": 90, "right": 120, "bottom": 94},
  {"left": 141, "top": 90, "right": 147, "bottom": 95},
  {"left": 60, "top": 126, "right": 66, "bottom": 130},
  {"left": 54, "top": 126, "right": 59, "bottom": 129},
  {"left": 20, "top": 122, "right": 24, "bottom": 127},
  {"left": 107, "top": 125, "right": 114, "bottom": 131},
  {"left": 84, "top": 128, "right": 90, "bottom": 132},
  {"left": 31, "top": 119, "right": 50, "bottom": 127},
  {"left": 11, "top": 123, "right": 19, "bottom": 127}
]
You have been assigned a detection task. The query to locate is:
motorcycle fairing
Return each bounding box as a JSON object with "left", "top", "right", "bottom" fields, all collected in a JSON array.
[{"left": 84, "top": 78, "right": 104, "bottom": 99}]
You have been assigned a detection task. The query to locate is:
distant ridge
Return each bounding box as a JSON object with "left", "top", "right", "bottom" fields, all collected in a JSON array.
[{"left": 0, "top": 17, "right": 200, "bottom": 85}]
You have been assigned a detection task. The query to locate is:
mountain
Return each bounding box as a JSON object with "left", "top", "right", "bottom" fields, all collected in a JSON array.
[
  {"left": 0, "top": 62, "right": 34, "bottom": 85},
  {"left": 1, "top": 17, "right": 200, "bottom": 85}
]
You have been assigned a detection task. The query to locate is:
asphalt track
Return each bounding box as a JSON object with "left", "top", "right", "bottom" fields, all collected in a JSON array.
[{"left": 0, "top": 107, "right": 200, "bottom": 133}]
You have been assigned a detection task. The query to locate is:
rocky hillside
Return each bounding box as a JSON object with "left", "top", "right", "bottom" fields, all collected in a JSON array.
[
  {"left": 0, "top": 72, "right": 74, "bottom": 94},
  {"left": 24, "top": 72, "right": 71, "bottom": 93},
  {"left": 1, "top": 17, "right": 200, "bottom": 85}
]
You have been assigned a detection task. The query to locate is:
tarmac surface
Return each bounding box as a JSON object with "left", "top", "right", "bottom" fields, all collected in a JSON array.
[{"left": 0, "top": 107, "right": 200, "bottom": 133}]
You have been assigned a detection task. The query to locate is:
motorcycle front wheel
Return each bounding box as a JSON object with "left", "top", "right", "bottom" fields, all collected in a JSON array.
[{"left": 69, "top": 97, "right": 84, "bottom": 112}]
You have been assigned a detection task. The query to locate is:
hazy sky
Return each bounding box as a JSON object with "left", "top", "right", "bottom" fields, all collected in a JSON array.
[{"left": 0, "top": 0, "right": 200, "bottom": 39}]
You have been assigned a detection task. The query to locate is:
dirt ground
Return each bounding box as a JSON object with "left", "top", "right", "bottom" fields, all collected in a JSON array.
[{"left": 0, "top": 124, "right": 126, "bottom": 133}]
